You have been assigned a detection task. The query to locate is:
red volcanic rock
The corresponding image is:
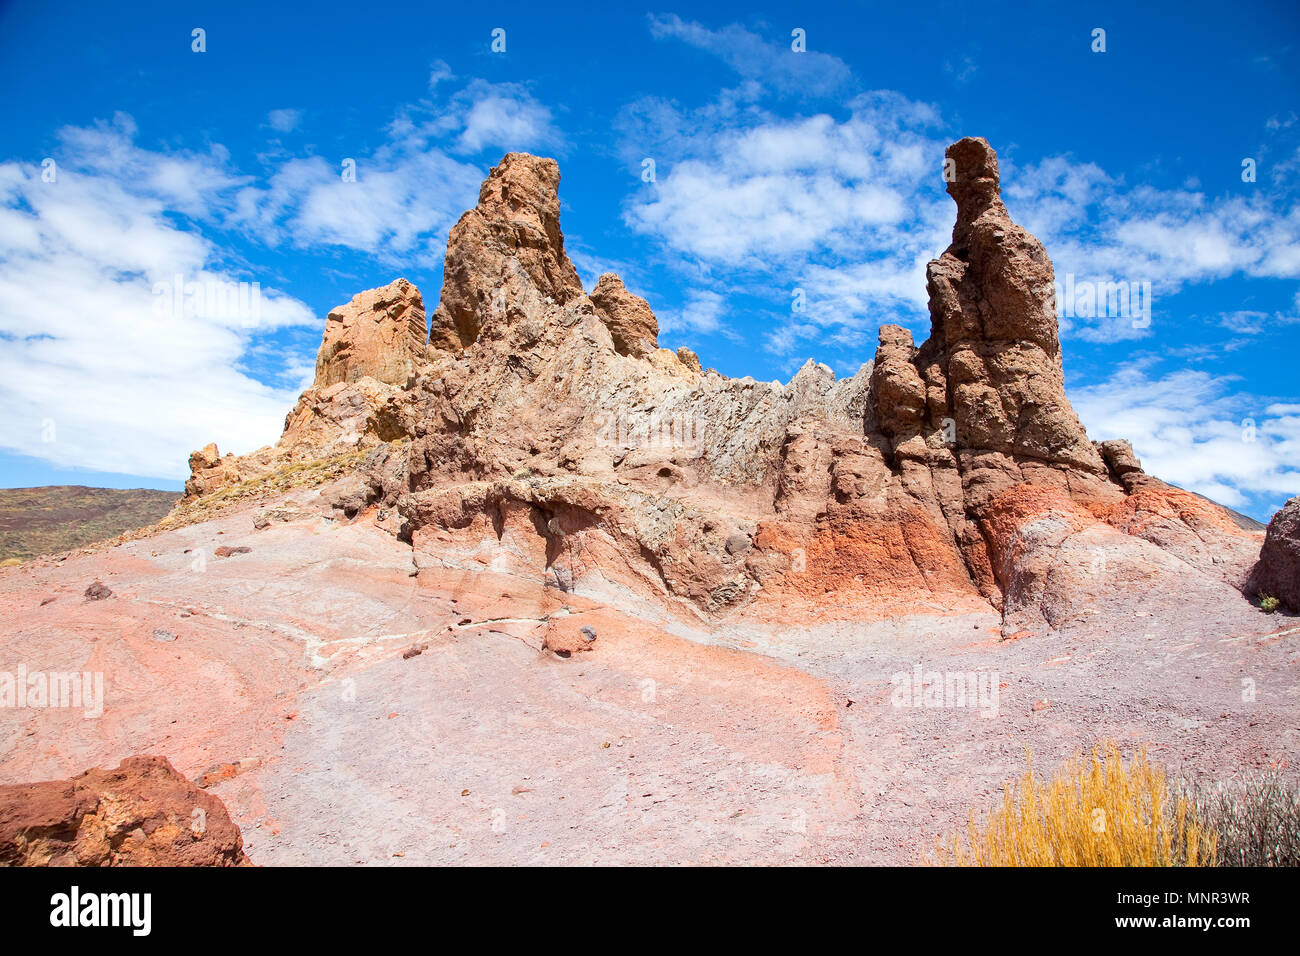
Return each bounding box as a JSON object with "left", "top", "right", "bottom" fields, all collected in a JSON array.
[
  {"left": 314, "top": 278, "right": 427, "bottom": 389},
  {"left": 0, "top": 756, "right": 249, "bottom": 866},
  {"left": 1247, "top": 496, "right": 1300, "bottom": 611},
  {"left": 83, "top": 580, "right": 111, "bottom": 600}
]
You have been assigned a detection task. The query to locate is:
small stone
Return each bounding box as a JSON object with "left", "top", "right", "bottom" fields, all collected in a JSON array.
[{"left": 724, "top": 533, "right": 751, "bottom": 556}]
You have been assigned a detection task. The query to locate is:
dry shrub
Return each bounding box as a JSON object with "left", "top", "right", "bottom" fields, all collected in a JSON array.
[
  {"left": 1180, "top": 771, "right": 1300, "bottom": 867},
  {"left": 935, "top": 743, "right": 1216, "bottom": 866}
]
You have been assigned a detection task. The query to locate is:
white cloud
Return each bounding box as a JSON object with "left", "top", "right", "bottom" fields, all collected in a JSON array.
[
  {"left": 454, "top": 82, "right": 559, "bottom": 154},
  {"left": 619, "top": 89, "right": 951, "bottom": 356},
  {"left": 648, "top": 15, "right": 852, "bottom": 97},
  {"left": 230, "top": 79, "right": 563, "bottom": 266},
  {"left": 1072, "top": 362, "right": 1300, "bottom": 512},
  {"left": 0, "top": 120, "right": 316, "bottom": 480},
  {"left": 428, "top": 59, "right": 454, "bottom": 89},
  {"left": 1005, "top": 157, "right": 1300, "bottom": 341},
  {"left": 388, "top": 78, "right": 563, "bottom": 158},
  {"left": 660, "top": 289, "right": 727, "bottom": 335},
  {"left": 624, "top": 94, "right": 942, "bottom": 268},
  {"left": 235, "top": 149, "right": 483, "bottom": 267},
  {"left": 267, "top": 109, "right": 302, "bottom": 134}
]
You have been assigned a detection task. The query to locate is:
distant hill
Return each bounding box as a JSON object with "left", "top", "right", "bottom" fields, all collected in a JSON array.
[{"left": 0, "top": 486, "right": 180, "bottom": 562}]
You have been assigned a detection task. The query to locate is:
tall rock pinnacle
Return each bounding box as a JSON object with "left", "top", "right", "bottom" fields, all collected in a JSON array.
[
  {"left": 428, "top": 153, "right": 584, "bottom": 352},
  {"left": 920, "top": 136, "right": 1104, "bottom": 476}
]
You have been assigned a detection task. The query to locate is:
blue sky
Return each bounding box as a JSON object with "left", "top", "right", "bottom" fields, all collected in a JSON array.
[{"left": 0, "top": 0, "right": 1297, "bottom": 520}]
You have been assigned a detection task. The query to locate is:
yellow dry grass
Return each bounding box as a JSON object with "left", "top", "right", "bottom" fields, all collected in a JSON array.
[{"left": 934, "top": 743, "right": 1217, "bottom": 866}]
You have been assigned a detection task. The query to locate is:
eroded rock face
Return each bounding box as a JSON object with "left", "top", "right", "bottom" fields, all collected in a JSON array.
[
  {"left": 176, "top": 138, "right": 1265, "bottom": 634},
  {"left": 314, "top": 277, "right": 427, "bottom": 388},
  {"left": 1247, "top": 496, "right": 1300, "bottom": 611},
  {"left": 429, "top": 153, "right": 584, "bottom": 353},
  {"left": 0, "top": 755, "right": 249, "bottom": 866},
  {"left": 590, "top": 273, "right": 659, "bottom": 358},
  {"left": 185, "top": 443, "right": 242, "bottom": 497}
]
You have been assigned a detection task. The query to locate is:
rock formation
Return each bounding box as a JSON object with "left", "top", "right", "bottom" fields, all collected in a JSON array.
[
  {"left": 178, "top": 142, "right": 1267, "bottom": 635},
  {"left": 185, "top": 443, "right": 241, "bottom": 497},
  {"left": 1247, "top": 495, "right": 1300, "bottom": 611},
  {"left": 313, "top": 277, "right": 427, "bottom": 388},
  {"left": 5, "top": 139, "right": 1288, "bottom": 868},
  {"left": 428, "top": 154, "right": 584, "bottom": 353},
  {"left": 0, "top": 756, "right": 249, "bottom": 866},
  {"left": 590, "top": 273, "right": 660, "bottom": 358}
]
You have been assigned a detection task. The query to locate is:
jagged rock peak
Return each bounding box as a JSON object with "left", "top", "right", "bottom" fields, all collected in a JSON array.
[
  {"left": 590, "top": 273, "right": 659, "bottom": 358},
  {"left": 314, "top": 277, "right": 427, "bottom": 389},
  {"left": 429, "top": 152, "right": 584, "bottom": 353}
]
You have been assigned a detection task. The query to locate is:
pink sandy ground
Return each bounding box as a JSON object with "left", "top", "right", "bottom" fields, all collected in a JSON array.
[{"left": 1, "top": 485, "right": 1295, "bottom": 865}]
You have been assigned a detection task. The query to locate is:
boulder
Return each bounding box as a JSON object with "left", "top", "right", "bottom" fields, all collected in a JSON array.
[
  {"left": 0, "top": 755, "right": 249, "bottom": 866},
  {"left": 313, "top": 277, "right": 427, "bottom": 388},
  {"left": 1247, "top": 496, "right": 1300, "bottom": 611}
]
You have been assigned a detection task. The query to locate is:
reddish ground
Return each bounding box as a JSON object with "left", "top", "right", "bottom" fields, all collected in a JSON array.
[{"left": 0, "top": 483, "right": 1294, "bottom": 864}]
